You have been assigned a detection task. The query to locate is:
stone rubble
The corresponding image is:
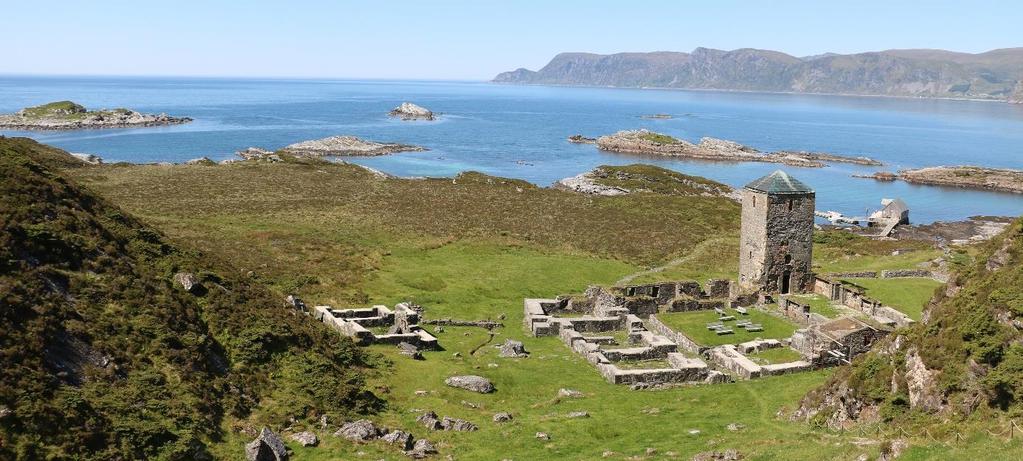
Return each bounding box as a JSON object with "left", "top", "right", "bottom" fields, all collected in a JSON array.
[{"left": 289, "top": 431, "right": 318, "bottom": 447}]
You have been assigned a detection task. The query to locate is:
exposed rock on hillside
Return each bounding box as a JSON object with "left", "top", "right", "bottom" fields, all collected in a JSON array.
[
  {"left": 591, "top": 130, "right": 878, "bottom": 168},
  {"left": 495, "top": 47, "right": 1023, "bottom": 102},
  {"left": 389, "top": 102, "right": 435, "bottom": 121},
  {"left": 1011, "top": 79, "right": 1023, "bottom": 104},
  {"left": 555, "top": 164, "right": 737, "bottom": 199},
  {"left": 444, "top": 375, "right": 495, "bottom": 393},
  {"left": 796, "top": 218, "right": 1023, "bottom": 427},
  {"left": 237, "top": 147, "right": 282, "bottom": 162},
  {"left": 0, "top": 100, "right": 192, "bottom": 130},
  {"left": 245, "top": 428, "right": 289, "bottom": 461},
  {"left": 278, "top": 135, "right": 427, "bottom": 157}
]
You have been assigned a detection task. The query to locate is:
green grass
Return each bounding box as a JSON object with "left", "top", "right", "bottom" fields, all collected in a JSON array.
[
  {"left": 813, "top": 230, "right": 941, "bottom": 274},
  {"left": 748, "top": 347, "right": 804, "bottom": 364},
  {"left": 639, "top": 131, "right": 683, "bottom": 144},
  {"left": 20, "top": 100, "right": 86, "bottom": 117},
  {"left": 60, "top": 154, "right": 1017, "bottom": 460},
  {"left": 788, "top": 293, "right": 844, "bottom": 319},
  {"left": 838, "top": 277, "right": 943, "bottom": 321},
  {"left": 614, "top": 359, "right": 673, "bottom": 369},
  {"left": 656, "top": 308, "right": 800, "bottom": 347}
]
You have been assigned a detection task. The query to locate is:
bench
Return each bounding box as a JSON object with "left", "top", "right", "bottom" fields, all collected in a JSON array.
[
  {"left": 718, "top": 315, "right": 736, "bottom": 321},
  {"left": 706, "top": 322, "right": 724, "bottom": 330},
  {"left": 714, "top": 307, "right": 725, "bottom": 315},
  {"left": 744, "top": 324, "right": 763, "bottom": 332},
  {"left": 715, "top": 328, "right": 734, "bottom": 335},
  {"left": 735, "top": 320, "right": 751, "bottom": 327},
  {"left": 735, "top": 307, "right": 748, "bottom": 315}
]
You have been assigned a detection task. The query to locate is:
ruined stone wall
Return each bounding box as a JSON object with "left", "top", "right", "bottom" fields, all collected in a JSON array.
[
  {"left": 738, "top": 189, "right": 815, "bottom": 293},
  {"left": 646, "top": 314, "right": 705, "bottom": 354},
  {"left": 880, "top": 269, "right": 933, "bottom": 278}
]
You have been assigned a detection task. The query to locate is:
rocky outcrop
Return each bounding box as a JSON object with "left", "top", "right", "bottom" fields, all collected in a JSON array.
[
  {"left": 555, "top": 164, "right": 736, "bottom": 199},
  {"left": 389, "top": 102, "right": 435, "bottom": 121},
  {"left": 904, "top": 348, "right": 943, "bottom": 412},
  {"left": 0, "top": 101, "right": 191, "bottom": 130},
  {"left": 70, "top": 153, "right": 103, "bottom": 165},
  {"left": 498, "top": 339, "right": 529, "bottom": 358},
  {"left": 591, "top": 130, "right": 878, "bottom": 168},
  {"left": 289, "top": 431, "right": 318, "bottom": 447},
  {"left": 173, "top": 272, "right": 200, "bottom": 293},
  {"left": 1011, "top": 79, "right": 1023, "bottom": 104},
  {"left": 495, "top": 47, "right": 1023, "bottom": 102},
  {"left": 245, "top": 428, "right": 288, "bottom": 461},
  {"left": 554, "top": 172, "right": 629, "bottom": 196},
  {"left": 334, "top": 419, "right": 381, "bottom": 441},
  {"left": 444, "top": 375, "right": 495, "bottom": 393},
  {"left": 278, "top": 136, "right": 427, "bottom": 157},
  {"left": 894, "top": 166, "right": 1023, "bottom": 194},
  {"left": 236, "top": 147, "right": 282, "bottom": 162},
  {"left": 567, "top": 134, "right": 596, "bottom": 144}
]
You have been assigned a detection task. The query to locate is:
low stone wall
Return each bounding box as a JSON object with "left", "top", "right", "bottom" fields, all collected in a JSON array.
[
  {"left": 880, "top": 269, "right": 933, "bottom": 278},
  {"left": 667, "top": 298, "right": 725, "bottom": 313},
  {"left": 826, "top": 271, "right": 879, "bottom": 278},
  {"left": 761, "top": 361, "right": 812, "bottom": 376},
  {"left": 707, "top": 345, "right": 762, "bottom": 379},
  {"left": 646, "top": 314, "right": 706, "bottom": 354},
  {"left": 813, "top": 277, "right": 914, "bottom": 328}
]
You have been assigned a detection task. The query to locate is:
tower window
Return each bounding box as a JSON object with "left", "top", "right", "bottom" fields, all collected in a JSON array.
[
  {"left": 784, "top": 254, "right": 792, "bottom": 264},
  {"left": 753, "top": 196, "right": 757, "bottom": 207},
  {"left": 787, "top": 199, "right": 793, "bottom": 211},
  {"left": 749, "top": 251, "right": 753, "bottom": 259}
]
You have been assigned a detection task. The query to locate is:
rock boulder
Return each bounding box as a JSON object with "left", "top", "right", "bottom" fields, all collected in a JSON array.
[
  {"left": 245, "top": 427, "right": 288, "bottom": 461},
  {"left": 444, "top": 375, "right": 494, "bottom": 393}
]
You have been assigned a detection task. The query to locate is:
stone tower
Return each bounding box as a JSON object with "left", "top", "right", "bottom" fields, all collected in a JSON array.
[{"left": 738, "top": 170, "right": 815, "bottom": 294}]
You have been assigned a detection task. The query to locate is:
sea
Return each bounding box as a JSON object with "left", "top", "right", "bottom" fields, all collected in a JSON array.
[{"left": 2, "top": 75, "right": 1023, "bottom": 224}]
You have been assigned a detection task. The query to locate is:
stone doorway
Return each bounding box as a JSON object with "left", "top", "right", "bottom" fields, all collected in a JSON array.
[{"left": 780, "top": 270, "right": 791, "bottom": 294}]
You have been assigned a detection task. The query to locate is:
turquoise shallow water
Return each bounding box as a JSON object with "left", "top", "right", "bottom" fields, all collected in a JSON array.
[{"left": 2, "top": 75, "right": 1023, "bottom": 223}]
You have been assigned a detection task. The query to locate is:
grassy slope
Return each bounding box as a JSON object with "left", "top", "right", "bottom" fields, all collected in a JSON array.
[
  {"left": 59, "top": 147, "right": 1013, "bottom": 459},
  {"left": 0, "top": 138, "right": 376, "bottom": 460},
  {"left": 801, "top": 218, "right": 1023, "bottom": 460}
]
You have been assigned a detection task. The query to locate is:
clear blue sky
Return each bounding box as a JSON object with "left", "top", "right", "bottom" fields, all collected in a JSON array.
[{"left": 5, "top": 0, "right": 1022, "bottom": 79}]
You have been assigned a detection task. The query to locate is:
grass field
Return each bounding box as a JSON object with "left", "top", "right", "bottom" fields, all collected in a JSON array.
[
  {"left": 748, "top": 347, "right": 804, "bottom": 364},
  {"left": 839, "top": 277, "right": 943, "bottom": 321},
  {"left": 787, "top": 293, "right": 845, "bottom": 319},
  {"left": 656, "top": 308, "right": 800, "bottom": 347},
  {"left": 66, "top": 160, "right": 1020, "bottom": 460}
]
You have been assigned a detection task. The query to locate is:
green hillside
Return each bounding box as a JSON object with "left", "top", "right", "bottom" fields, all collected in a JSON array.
[{"left": 0, "top": 137, "right": 378, "bottom": 460}]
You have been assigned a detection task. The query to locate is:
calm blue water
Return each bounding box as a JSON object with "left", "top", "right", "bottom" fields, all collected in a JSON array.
[{"left": 3, "top": 75, "right": 1023, "bottom": 223}]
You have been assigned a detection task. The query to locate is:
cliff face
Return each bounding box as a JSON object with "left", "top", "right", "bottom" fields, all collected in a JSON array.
[
  {"left": 495, "top": 47, "right": 1023, "bottom": 101},
  {"left": 795, "top": 218, "right": 1023, "bottom": 428}
]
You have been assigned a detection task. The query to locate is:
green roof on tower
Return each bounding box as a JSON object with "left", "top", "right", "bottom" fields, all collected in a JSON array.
[{"left": 744, "top": 170, "right": 814, "bottom": 194}]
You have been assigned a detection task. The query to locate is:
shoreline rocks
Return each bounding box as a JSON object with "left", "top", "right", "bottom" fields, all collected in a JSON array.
[
  {"left": 389, "top": 102, "right": 435, "bottom": 121},
  {"left": 592, "top": 129, "right": 880, "bottom": 168},
  {"left": 855, "top": 166, "right": 1023, "bottom": 194},
  {"left": 278, "top": 135, "right": 427, "bottom": 157},
  {"left": 0, "top": 101, "right": 191, "bottom": 130},
  {"left": 567, "top": 134, "right": 597, "bottom": 144}
]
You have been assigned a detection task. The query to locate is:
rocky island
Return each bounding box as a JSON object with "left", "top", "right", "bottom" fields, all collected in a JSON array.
[
  {"left": 0, "top": 100, "right": 192, "bottom": 130},
  {"left": 555, "top": 164, "right": 739, "bottom": 199},
  {"left": 277, "top": 135, "right": 427, "bottom": 157},
  {"left": 858, "top": 166, "right": 1023, "bottom": 194},
  {"left": 590, "top": 129, "right": 882, "bottom": 168},
  {"left": 389, "top": 102, "right": 435, "bottom": 121}
]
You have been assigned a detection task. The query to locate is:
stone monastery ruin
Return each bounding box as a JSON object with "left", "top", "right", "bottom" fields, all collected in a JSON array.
[{"left": 524, "top": 171, "right": 915, "bottom": 388}]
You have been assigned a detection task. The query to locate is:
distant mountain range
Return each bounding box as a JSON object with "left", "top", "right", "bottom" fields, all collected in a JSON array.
[{"left": 494, "top": 47, "right": 1023, "bottom": 102}]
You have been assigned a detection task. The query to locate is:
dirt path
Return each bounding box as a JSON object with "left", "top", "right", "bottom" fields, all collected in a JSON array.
[{"left": 615, "top": 237, "right": 731, "bottom": 286}]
